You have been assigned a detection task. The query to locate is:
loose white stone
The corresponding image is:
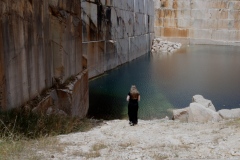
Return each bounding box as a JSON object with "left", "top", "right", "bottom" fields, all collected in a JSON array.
[{"left": 151, "top": 38, "right": 182, "bottom": 54}]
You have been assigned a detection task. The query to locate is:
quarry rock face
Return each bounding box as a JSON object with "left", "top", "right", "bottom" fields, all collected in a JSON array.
[
  {"left": 2, "top": 0, "right": 239, "bottom": 118},
  {"left": 0, "top": 0, "right": 154, "bottom": 117},
  {"left": 82, "top": 0, "right": 155, "bottom": 78},
  {"left": 154, "top": 0, "right": 240, "bottom": 46},
  {"left": 0, "top": 0, "right": 88, "bottom": 117}
]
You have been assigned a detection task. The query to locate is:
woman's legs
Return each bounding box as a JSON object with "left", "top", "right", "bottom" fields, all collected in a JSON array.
[
  {"left": 132, "top": 105, "right": 138, "bottom": 124},
  {"left": 128, "top": 103, "right": 138, "bottom": 125},
  {"left": 128, "top": 105, "right": 134, "bottom": 124}
]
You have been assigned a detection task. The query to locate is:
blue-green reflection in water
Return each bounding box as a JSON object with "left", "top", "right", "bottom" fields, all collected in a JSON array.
[{"left": 88, "top": 45, "right": 240, "bottom": 120}]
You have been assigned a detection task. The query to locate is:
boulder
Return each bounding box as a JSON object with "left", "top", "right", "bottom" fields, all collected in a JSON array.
[
  {"left": 188, "top": 103, "right": 222, "bottom": 123},
  {"left": 172, "top": 107, "right": 189, "bottom": 122},
  {"left": 173, "top": 95, "right": 222, "bottom": 123},
  {"left": 172, "top": 103, "right": 222, "bottom": 123},
  {"left": 173, "top": 95, "right": 240, "bottom": 122},
  {"left": 192, "top": 95, "right": 216, "bottom": 111},
  {"left": 218, "top": 109, "right": 240, "bottom": 119}
]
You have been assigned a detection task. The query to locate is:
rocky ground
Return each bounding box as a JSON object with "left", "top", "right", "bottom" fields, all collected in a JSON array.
[{"left": 36, "top": 118, "right": 240, "bottom": 160}]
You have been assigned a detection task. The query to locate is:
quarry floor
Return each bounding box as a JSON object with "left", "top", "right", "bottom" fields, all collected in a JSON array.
[{"left": 33, "top": 118, "right": 240, "bottom": 160}]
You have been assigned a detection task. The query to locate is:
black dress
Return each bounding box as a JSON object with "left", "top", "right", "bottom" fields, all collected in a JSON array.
[{"left": 128, "top": 92, "right": 139, "bottom": 124}]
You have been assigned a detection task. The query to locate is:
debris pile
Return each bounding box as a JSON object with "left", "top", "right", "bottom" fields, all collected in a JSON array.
[{"left": 151, "top": 38, "right": 182, "bottom": 53}]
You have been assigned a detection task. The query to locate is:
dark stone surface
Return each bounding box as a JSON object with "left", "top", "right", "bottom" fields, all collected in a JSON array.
[{"left": 0, "top": 0, "right": 88, "bottom": 118}]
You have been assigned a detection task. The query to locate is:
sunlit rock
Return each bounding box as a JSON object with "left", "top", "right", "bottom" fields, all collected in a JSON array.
[
  {"left": 192, "top": 95, "right": 216, "bottom": 111},
  {"left": 218, "top": 109, "right": 240, "bottom": 119},
  {"left": 173, "top": 95, "right": 222, "bottom": 123},
  {"left": 172, "top": 107, "right": 189, "bottom": 122},
  {"left": 154, "top": 0, "right": 240, "bottom": 45},
  {"left": 188, "top": 103, "right": 222, "bottom": 123}
]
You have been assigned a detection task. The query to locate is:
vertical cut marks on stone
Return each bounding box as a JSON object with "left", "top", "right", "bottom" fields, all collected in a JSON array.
[
  {"left": 163, "top": 9, "right": 177, "bottom": 19},
  {"left": 0, "top": 20, "right": 5, "bottom": 110},
  {"left": 82, "top": 1, "right": 106, "bottom": 41}
]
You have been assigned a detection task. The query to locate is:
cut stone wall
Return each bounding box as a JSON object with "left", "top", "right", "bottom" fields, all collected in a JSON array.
[
  {"left": 0, "top": 0, "right": 154, "bottom": 117},
  {"left": 82, "top": 0, "right": 155, "bottom": 79},
  {"left": 154, "top": 0, "right": 240, "bottom": 46},
  {"left": 0, "top": 0, "right": 88, "bottom": 117}
]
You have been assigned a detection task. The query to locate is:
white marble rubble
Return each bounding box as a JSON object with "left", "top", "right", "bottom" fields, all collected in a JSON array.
[
  {"left": 173, "top": 95, "right": 240, "bottom": 123},
  {"left": 192, "top": 94, "right": 216, "bottom": 111},
  {"left": 218, "top": 108, "right": 240, "bottom": 120},
  {"left": 151, "top": 38, "right": 182, "bottom": 54}
]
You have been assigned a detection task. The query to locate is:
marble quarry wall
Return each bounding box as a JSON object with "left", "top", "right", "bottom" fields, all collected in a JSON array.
[
  {"left": 0, "top": 0, "right": 154, "bottom": 117},
  {"left": 0, "top": 0, "right": 88, "bottom": 117},
  {"left": 154, "top": 0, "right": 240, "bottom": 46},
  {"left": 82, "top": 0, "right": 155, "bottom": 78}
]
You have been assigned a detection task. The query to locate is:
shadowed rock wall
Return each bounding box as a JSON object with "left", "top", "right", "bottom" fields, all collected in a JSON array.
[
  {"left": 0, "top": 0, "right": 88, "bottom": 117},
  {"left": 82, "top": 0, "right": 155, "bottom": 78},
  {"left": 154, "top": 0, "right": 240, "bottom": 46}
]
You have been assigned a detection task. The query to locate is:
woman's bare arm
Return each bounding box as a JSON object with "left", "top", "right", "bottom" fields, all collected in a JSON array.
[{"left": 126, "top": 95, "right": 130, "bottom": 101}]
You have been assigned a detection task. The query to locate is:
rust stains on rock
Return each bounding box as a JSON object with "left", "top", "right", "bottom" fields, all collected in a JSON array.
[
  {"left": 164, "top": 9, "right": 177, "bottom": 19},
  {"left": 172, "top": 0, "right": 178, "bottom": 10},
  {"left": 163, "top": 28, "right": 188, "bottom": 38}
]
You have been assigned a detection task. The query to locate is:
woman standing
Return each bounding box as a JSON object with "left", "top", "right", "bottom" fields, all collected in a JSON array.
[{"left": 126, "top": 85, "right": 140, "bottom": 126}]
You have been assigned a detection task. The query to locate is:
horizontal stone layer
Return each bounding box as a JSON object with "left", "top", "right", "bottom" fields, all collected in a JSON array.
[{"left": 154, "top": 0, "right": 240, "bottom": 45}]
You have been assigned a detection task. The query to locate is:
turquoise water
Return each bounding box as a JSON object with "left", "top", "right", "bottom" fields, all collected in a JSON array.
[{"left": 88, "top": 45, "right": 240, "bottom": 120}]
